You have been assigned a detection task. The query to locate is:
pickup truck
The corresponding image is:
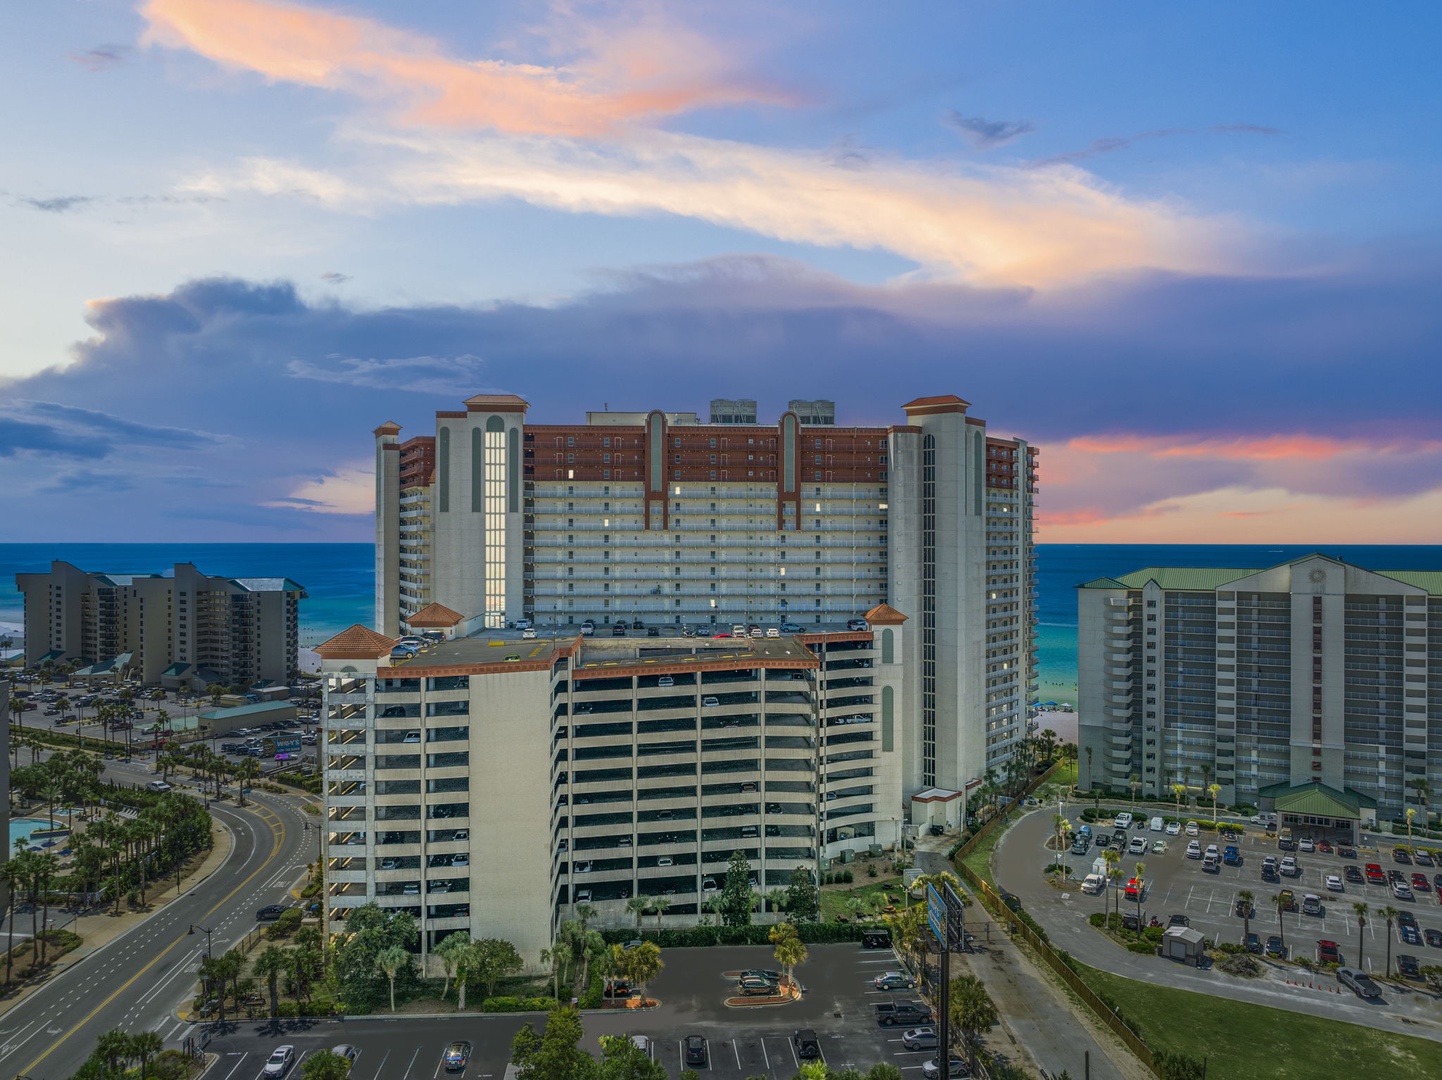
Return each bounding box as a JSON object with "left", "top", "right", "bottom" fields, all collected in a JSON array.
[{"left": 875, "top": 1000, "right": 934, "bottom": 1027}]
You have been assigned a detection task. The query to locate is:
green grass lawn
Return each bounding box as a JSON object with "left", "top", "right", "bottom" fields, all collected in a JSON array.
[
  {"left": 1078, "top": 961, "right": 1442, "bottom": 1080},
  {"left": 818, "top": 877, "right": 907, "bottom": 922}
]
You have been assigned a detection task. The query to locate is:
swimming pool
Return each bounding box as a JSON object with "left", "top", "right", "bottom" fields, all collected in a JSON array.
[{"left": 8, "top": 816, "right": 65, "bottom": 851}]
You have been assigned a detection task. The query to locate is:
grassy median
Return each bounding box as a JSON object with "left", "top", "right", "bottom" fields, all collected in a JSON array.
[{"left": 1078, "top": 961, "right": 1442, "bottom": 1080}]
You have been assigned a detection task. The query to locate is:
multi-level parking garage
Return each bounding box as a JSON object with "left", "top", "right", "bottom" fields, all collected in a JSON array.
[{"left": 319, "top": 624, "right": 903, "bottom": 966}]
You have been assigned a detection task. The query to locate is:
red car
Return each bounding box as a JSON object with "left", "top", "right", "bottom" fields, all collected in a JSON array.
[
  {"left": 1317, "top": 940, "right": 1341, "bottom": 964},
  {"left": 1365, "top": 864, "right": 1386, "bottom": 885},
  {"left": 1412, "top": 873, "right": 1431, "bottom": 892}
]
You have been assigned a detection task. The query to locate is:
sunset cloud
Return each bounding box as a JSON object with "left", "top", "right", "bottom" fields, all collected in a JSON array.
[
  {"left": 140, "top": 0, "right": 788, "bottom": 136},
  {"left": 147, "top": 0, "right": 1250, "bottom": 288}
]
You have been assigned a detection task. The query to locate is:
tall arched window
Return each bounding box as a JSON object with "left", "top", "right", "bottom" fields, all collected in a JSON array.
[{"left": 881, "top": 628, "right": 895, "bottom": 664}]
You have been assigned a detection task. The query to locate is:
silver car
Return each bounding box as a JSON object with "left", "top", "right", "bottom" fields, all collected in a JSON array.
[
  {"left": 262, "top": 1047, "right": 294, "bottom": 1078},
  {"left": 902, "top": 1026, "right": 939, "bottom": 1050}
]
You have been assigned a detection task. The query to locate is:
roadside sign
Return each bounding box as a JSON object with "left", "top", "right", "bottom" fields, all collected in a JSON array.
[{"left": 927, "top": 883, "right": 945, "bottom": 945}]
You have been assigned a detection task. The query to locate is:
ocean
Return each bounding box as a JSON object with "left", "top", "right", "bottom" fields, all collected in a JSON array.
[{"left": 5, "top": 543, "right": 1442, "bottom": 692}]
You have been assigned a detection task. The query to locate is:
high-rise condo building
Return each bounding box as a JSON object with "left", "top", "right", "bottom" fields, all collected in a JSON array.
[
  {"left": 373, "top": 393, "right": 1038, "bottom": 793},
  {"left": 16, "top": 561, "right": 305, "bottom": 690},
  {"left": 1078, "top": 553, "right": 1442, "bottom": 833}
]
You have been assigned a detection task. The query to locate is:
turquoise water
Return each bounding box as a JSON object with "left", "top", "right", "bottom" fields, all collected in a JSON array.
[
  {"left": 5, "top": 543, "right": 1442, "bottom": 692},
  {"left": 9, "top": 816, "right": 62, "bottom": 851}
]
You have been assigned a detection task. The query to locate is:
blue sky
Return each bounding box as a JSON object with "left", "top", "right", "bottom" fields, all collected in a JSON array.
[{"left": 2, "top": 1, "right": 1440, "bottom": 542}]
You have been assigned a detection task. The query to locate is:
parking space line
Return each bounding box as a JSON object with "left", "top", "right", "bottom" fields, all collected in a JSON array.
[
  {"left": 219, "top": 1053, "right": 249, "bottom": 1080},
  {"left": 732, "top": 1039, "right": 742, "bottom": 1070},
  {"left": 760, "top": 1037, "right": 769, "bottom": 1072},
  {"left": 402, "top": 1047, "right": 419, "bottom": 1080}
]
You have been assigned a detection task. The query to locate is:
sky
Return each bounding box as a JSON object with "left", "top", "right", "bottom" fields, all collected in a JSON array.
[{"left": 2, "top": 0, "right": 1440, "bottom": 544}]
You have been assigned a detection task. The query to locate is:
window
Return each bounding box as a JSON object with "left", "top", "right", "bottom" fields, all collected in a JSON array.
[
  {"left": 603, "top": 437, "right": 611, "bottom": 448},
  {"left": 567, "top": 437, "right": 574, "bottom": 447}
]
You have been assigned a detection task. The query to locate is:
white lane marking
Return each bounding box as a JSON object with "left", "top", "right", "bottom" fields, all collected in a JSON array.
[
  {"left": 402, "top": 1047, "right": 420, "bottom": 1080},
  {"left": 732, "top": 1040, "right": 741, "bottom": 1069},
  {"left": 137, "top": 948, "right": 203, "bottom": 1004},
  {"left": 220, "top": 1053, "right": 249, "bottom": 1080}
]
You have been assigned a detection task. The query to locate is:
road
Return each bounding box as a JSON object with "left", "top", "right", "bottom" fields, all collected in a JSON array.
[{"left": 0, "top": 762, "right": 315, "bottom": 1080}]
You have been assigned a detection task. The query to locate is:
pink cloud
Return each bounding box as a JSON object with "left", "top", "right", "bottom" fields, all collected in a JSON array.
[{"left": 140, "top": 0, "right": 789, "bottom": 136}]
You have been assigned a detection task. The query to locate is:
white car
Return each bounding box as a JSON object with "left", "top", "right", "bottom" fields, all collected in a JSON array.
[
  {"left": 1325, "top": 874, "right": 1344, "bottom": 892},
  {"left": 1165, "top": 821, "right": 1182, "bottom": 836},
  {"left": 1392, "top": 882, "right": 1414, "bottom": 901},
  {"left": 1151, "top": 839, "right": 1167, "bottom": 854},
  {"left": 1185, "top": 821, "right": 1200, "bottom": 837},
  {"left": 1280, "top": 856, "right": 1298, "bottom": 875},
  {"left": 262, "top": 1047, "right": 295, "bottom": 1078},
  {"left": 1299, "top": 837, "right": 1316, "bottom": 852},
  {"left": 1186, "top": 840, "right": 1202, "bottom": 859}
]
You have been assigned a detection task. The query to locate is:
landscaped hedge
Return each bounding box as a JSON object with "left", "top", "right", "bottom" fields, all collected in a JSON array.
[
  {"left": 599, "top": 921, "right": 863, "bottom": 949},
  {"left": 480, "top": 995, "right": 557, "bottom": 1012},
  {"left": 579, "top": 968, "right": 604, "bottom": 1009},
  {"left": 276, "top": 1001, "right": 335, "bottom": 1017}
]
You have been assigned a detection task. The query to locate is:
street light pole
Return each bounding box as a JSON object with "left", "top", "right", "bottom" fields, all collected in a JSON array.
[{"left": 188, "top": 923, "right": 215, "bottom": 960}]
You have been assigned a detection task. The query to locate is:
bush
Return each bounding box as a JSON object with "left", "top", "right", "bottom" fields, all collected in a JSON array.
[
  {"left": 842, "top": 869, "right": 854, "bottom": 883},
  {"left": 579, "top": 968, "right": 603, "bottom": 1009},
  {"left": 867, "top": 863, "right": 878, "bottom": 878},
  {"left": 1217, "top": 953, "right": 1263, "bottom": 978},
  {"left": 480, "top": 996, "right": 557, "bottom": 1013},
  {"left": 1126, "top": 940, "right": 1157, "bottom": 954},
  {"left": 1088, "top": 913, "right": 1107, "bottom": 928},
  {"left": 275, "top": 1001, "right": 334, "bottom": 1017},
  {"left": 1215, "top": 941, "right": 1246, "bottom": 955},
  {"left": 599, "top": 922, "right": 863, "bottom": 949},
  {"left": 267, "top": 909, "right": 303, "bottom": 938},
  {"left": 1141, "top": 925, "right": 1164, "bottom": 943}
]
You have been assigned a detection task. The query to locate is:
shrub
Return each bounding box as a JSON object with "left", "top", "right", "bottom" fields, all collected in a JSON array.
[
  {"left": 1217, "top": 954, "right": 1263, "bottom": 978},
  {"left": 1215, "top": 941, "right": 1246, "bottom": 955},
  {"left": 842, "top": 869, "right": 854, "bottom": 883},
  {"left": 867, "top": 863, "right": 878, "bottom": 878},
  {"left": 275, "top": 1001, "right": 334, "bottom": 1017},
  {"left": 1142, "top": 925, "right": 1165, "bottom": 943},
  {"left": 1088, "top": 913, "right": 1107, "bottom": 928},
  {"left": 579, "top": 968, "right": 603, "bottom": 1009},
  {"left": 1126, "top": 941, "right": 1156, "bottom": 954},
  {"left": 480, "top": 996, "right": 557, "bottom": 1013},
  {"left": 267, "top": 909, "right": 303, "bottom": 937}
]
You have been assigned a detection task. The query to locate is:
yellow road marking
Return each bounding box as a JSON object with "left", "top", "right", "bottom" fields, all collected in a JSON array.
[{"left": 21, "top": 803, "right": 286, "bottom": 1075}]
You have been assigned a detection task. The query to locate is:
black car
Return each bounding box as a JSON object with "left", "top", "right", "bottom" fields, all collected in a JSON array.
[
  {"left": 1337, "top": 845, "right": 1357, "bottom": 859},
  {"left": 741, "top": 968, "right": 782, "bottom": 983},
  {"left": 256, "top": 905, "right": 286, "bottom": 921},
  {"left": 1424, "top": 928, "right": 1442, "bottom": 948},
  {"left": 1398, "top": 910, "right": 1418, "bottom": 929},
  {"left": 646, "top": 627, "right": 660, "bottom": 637},
  {"left": 683, "top": 1036, "right": 706, "bottom": 1066},
  {"left": 1394, "top": 849, "right": 1413, "bottom": 864},
  {"left": 1265, "top": 936, "right": 1287, "bottom": 959},
  {"left": 793, "top": 1030, "right": 820, "bottom": 1059},
  {"left": 1095, "top": 833, "right": 1111, "bottom": 848},
  {"left": 1397, "top": 954, "right": 1422, "bottom": 979},
  {"left": 1168, "top": 913, "right": 1191, "bottom": 928},
  {"left": 611, "top": 624, "right": 627, "bottom": 636},
  {"left": 1245, "top": 932, "right": 1262, "bottom": 954},
  {"left": 1344, "top": 865, "right": 1365, "bottom": 884}
]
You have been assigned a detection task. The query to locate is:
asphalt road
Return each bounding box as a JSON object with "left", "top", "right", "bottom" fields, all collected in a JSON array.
[
  {"left": 0, "top": 764, "right": 315, "bottom": 1080},
  {"left": 993, "top": 804, "right": 1442, "bottom": 1042}
]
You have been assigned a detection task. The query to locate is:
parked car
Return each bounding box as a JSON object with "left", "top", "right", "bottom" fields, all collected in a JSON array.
[
  {"left": 1344, "top": 865, "right": 1365, "bottom": 884},
  {"left": 1168, "top": 913, "right": 1191, "bottom": 928},
  {"left": 1325, "top": 875, "right": 1344, "bottom": 892},
  {"left": 1302, "top": 894, "right": 1323, "bottom": 916},
  {"left": 1394, "top": 848, "right": 1414, "bottom": 864},
  {"left": 1265, "top": 935, "right": 1286, "bottom": 959},
  {"left": 922, "top": 1057, "right": 970, "bottom": 1078},
  {"left": 683, "top": 1035, "right": 707, "bottom": 1066},
  {"left": 1365, "top": 863, "right": 1387, "bottom": 885},
  {"left": 1397, "top": 954, "right": 1422, "bottom": 979},
  {"left": 902, "top": 1027, "right": 939, "bottom": 1051},
  {"left": 1424, "top": 928, "right": 1442, "bottom": 948},
  {"left": 262, "top": 1047, "right": 295, "bottom": 1078},
  {"left": 873, "top": 971, "right": 916, "bottom": 990},
  {"left": 1317, "top": 939, "right": 1341, "bottom": 964},
  {"left": 1245, "top": 932, "right": 1262, "bottom": 954},
  {"left": 1412, "top": 873, "right": 1431, "bottom": 892},
  {"left": 738, "top": 976, "right": 778, "bottom": 996},
  {"left": 794, "top": 1030, "right": 821, "bottom": 1058},
  {"left": 442, "top": 1041, "right": 472, "bottom": 1071},
  {"left": 1165, "top": 821, "right": 1181, "bottom": 836}
]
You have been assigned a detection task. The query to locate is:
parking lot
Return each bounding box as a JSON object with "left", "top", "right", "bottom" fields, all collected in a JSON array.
[
  {"left": 200, "top": 944, "right": 950, "bottom": 1080},
  {"left": 1005, "top": 808, "right": 1442, "bottom": 976}
]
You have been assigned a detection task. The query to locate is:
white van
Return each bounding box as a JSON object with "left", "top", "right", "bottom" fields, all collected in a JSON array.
[
  {"left": 1114, "top": 812, "right": 1133, "bottom": 829},
  {"left": 1149, "top": 816, "right": 1164, "bottom": 832}
]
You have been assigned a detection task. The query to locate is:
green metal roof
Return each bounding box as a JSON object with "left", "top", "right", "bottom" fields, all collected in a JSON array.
[
  {"left": 1259, "top": 781, "right": 1377, "bottom": 818},
  {"left": 1079, "top": 568, "right": 1259, "bottom": 591},
  {"left": 1375, "top": 570, "right": 1442, "bottom": 594}
]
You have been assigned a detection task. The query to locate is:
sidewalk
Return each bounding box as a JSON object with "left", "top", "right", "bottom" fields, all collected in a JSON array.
[
  {"left": 913, "top": 839, "right": 1153, "bottom": 1080},
  {"left": 0, "top": 812, "right": 236, "bottom": 1017}
]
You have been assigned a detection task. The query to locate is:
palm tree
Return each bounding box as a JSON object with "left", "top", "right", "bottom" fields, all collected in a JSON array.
[
  {"left": 206, "top": 683, "right": 226, "bottom": 708},
  {"left": 625, "top": 895, "right": 650, "bottom": 929},
  {"left": 1131, "top": 861, "right": 1147, "bottom": 930},
  {"left": 1128, "top": 774, "right": 1141, "bottom": 808},
  {"left": 1414, "top": 779, "right": 1431, "bottom": 832},
  {"left": 1106, "top": 866, "right": 1123, "bottom": 928},
  {"left": 375, "top": 944, "right": 408, "bottom": 1012},
  {"left": 433, "top": 932, "right": 468, "bottom": 998},
  {"left": 254, "top": 945, "right": 289, "bottom": 1018},
  {"left": 1406, "top": 808, "right": 1416, "bottom": 851},
  {"left": 0, "top": 857, "right": 23, "bottom": 987},
  {"left": 33, "top": 852, "right": 58, "bottom": 963},
  {"left": 1238, "top": 889, "right": 1255, "bottom": 945},
  {"left": 96, "top": 1029, "right": 132, "bottom": 1079},
  {"left": 130, "top": 1030, "right": 164, "bottom": 1080},
  {"left": 651, "top": 895, "right": 671, "bottom": 928},
  {"left": 1352, "top": 902, "right": 1370, "bottom": 971},
  {"left": 1101, "top": 848, "right": 1121, "bottom": 924},
  {"left": 1272, "top": 892, "right": 1288, "bottom": 956},
  {"left": 1208, "top": 784, "right": 1222, "bottom": 825},
  {"left": 1380, "top": 906, "right": 1399, "bottom": 977}
]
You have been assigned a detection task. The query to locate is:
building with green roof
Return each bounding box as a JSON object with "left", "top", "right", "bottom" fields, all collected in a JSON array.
[{"left": 1077, "top": 553, "right": 1441, "bottom": 822}]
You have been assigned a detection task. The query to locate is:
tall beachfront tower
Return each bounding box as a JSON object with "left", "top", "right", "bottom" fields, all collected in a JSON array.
[{"left": 372, "top": 393, "right": 1037, "bottom": 795}]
